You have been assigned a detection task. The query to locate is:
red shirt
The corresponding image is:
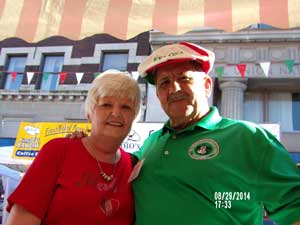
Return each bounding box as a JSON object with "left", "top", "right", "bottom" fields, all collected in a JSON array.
[{"left": 8, "top": 138, "right": 134, "bottom": 225}]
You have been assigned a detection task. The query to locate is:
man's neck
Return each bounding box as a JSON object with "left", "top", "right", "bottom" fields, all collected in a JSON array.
[{"left": 170, "top": 108, "right": 210, "bottom": 131}]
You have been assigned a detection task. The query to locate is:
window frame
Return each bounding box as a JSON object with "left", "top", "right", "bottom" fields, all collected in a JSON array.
[
  {"left": 4, "top": 55, "right": 27, "bottom": 90},
  {"left": 100, "top": 51, "right": 129, "bottom": 72},
  {"left": 244, "top": 91, "right": 300, "bottom": 132},
  {"left": 39, "top": 54, "right": 64, "bottom": 91}
]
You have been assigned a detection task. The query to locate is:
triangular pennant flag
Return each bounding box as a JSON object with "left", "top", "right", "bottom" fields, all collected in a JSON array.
[
  {"left": 131, "top": 71, "right": 139, "bottom": 81},
  {"left": 26, "top": 72, "right": 34, "bottom": 84},
  {"left": 237, "top": 64, "right": 247, "bottom": 78},
  {"left": 259, "top": 62, "right": 271, "bottom": 77},
  {"left": 10, "top": 72, "right": 17, "bottom": 82},
  {"left": 93, "top": 72, "right": 100, "bottom": 78},
  {"left": 75, "top": 72, "right": 84, "bottom": 84},
  {"left": 215, "top": 67, "right": 224, "bottom": 80},
  {"left": 59, "top": 72, "right": 67, "bottom": 84},
  {"left": 43, "top": 72, "right": 49, "bottom": 80},
  {"left": 284, "top": 59, "right": 295, "bottom": 73}
]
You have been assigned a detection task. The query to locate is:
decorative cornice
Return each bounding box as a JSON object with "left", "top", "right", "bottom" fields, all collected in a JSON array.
[
  {"left": 0, "top": 90, "right": 87, "bottom": 102},
  {"left": 150, "top": 29, "right": 300, "bottom": 44}
]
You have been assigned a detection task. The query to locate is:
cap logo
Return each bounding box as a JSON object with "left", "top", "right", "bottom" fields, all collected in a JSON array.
[
  {"left": 188, "top": 138, "right": 219, "bottom": 160},
  {"left": 153, "top": 50, "right": 184, "bottom": 62}
]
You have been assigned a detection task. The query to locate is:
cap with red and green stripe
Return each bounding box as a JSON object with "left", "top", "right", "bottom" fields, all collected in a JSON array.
[{"left": 138, "top": 42, "right": 215, "bottom": 84}]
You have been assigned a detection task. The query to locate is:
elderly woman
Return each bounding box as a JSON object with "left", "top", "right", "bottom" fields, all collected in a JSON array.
[{"left": 6, "top": 70, "right": 141, "bottom": 225}]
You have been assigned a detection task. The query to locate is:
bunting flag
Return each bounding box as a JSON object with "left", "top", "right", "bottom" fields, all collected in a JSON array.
[
  {"left": 93, "top": 72, "right": 100, "bottom": 78},
  {"left": 10, "top": 72, "right": 17, "bottom": 82},
  {"left": 284, "top": 59, "right": 295, "bottom": 73},
  {"left": 0, "top": 59, "right": 299, "bottom": 87},
  {"left": 26, "top": 72, "right": 34, "bottom": 84},
  {"left": 131, "top": 71, "right": 139, "bottom": 81},
  {"left": 43, "top": 72, "right": 49, "bottom": 81},
  {"left": 237, "top": 64, "right": 247, "bottom": 78},
  {"left": 75, "top": 72, "right": 84, "bottom": 84},
  {"left": 0, "top": 0, "right": 299, "bottom": 42},
  {"left": 259, "top": 62, "right": 271, "bottom": 77},
  {"left": 59, "top": 72, "right": 67, "bottom": 84},
  {"left": 215, "top": 67, "right": 224, "bottom": 80}
]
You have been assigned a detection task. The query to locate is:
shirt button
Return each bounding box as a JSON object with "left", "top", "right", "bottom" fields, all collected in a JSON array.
[{"left": 164, "top": 150, "right": 169, "bottom": 155}]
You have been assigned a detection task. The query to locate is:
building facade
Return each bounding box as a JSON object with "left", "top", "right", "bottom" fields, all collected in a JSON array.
[
  {"left": 0, "top": 32, "right": 150, "bottom": 140},
  {"left": 0, "top": 28, "right": 299, "bottom": 154},
  {"left": 0, "top": 27, "right": 299, "bottom": 225}
]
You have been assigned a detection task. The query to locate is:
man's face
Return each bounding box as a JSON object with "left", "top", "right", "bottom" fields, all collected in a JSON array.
[{"left": 155, "top": 61, "right": 212, "bottom": 127}]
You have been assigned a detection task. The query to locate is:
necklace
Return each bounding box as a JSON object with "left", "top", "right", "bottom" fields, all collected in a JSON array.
[{"left": 96, "top": 157, "right": 117, "bottom": 182}]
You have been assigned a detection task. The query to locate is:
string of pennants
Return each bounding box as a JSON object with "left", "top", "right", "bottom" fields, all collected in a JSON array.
[
  {"left": 0, "top": 71, "right": 140, "bottom": 85},
  {"left": 214, "top": 60, "right": 298, "bottom": 80},
  {"left": 0, "top": 59, "right": 298, "bottom": 84}
]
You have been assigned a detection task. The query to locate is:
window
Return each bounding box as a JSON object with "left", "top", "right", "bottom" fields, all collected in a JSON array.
[
  {"left": 4, "top": 56, "right": 26, "bottom": 90},
  {"left": 247, "top": 23, "right": 274, "bottom": 29},
  {"left": 292, "top": 93, "right": 300, "bottom": 131},
  {"left": 40, "top": 56, "right": 64, "bottom": 91},
  {"left": 101, "top": 52, "right": 128, "bottom": 71},
  {"left": 244, "top": 92, "right": 300, "bottom": 132}
]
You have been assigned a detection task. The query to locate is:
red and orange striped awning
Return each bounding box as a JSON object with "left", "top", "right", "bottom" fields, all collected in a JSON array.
[{"left": 0, "top": 0, "right": 299, "bottom": 42}]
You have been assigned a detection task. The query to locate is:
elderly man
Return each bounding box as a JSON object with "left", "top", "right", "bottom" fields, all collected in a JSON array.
[{"left": 132, "top": 42, "right": 300, "bottom": 225}]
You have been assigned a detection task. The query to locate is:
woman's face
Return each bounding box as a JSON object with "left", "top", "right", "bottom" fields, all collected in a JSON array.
[{"left": 88, "top": 96, "right": 136, "bottom": 140}]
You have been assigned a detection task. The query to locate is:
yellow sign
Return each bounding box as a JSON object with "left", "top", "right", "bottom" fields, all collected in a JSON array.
[{"left": 13, "top": 122, "right": 91, "bottom": 160}]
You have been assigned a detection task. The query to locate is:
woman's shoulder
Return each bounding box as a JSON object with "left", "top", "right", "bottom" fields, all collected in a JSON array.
[
  {"left": 44, "top": 137, "right": 81, "bottom": 147},
  {"left": 39, "top": 138, "right": 82, "bottom": 157}
]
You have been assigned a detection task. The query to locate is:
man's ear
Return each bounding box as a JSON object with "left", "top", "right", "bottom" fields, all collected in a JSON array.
[{"left": 204, "top": 76, "right": 213, "bottom": 98}]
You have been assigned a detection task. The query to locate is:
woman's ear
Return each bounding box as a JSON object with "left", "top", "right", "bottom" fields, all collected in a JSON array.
[{"left": 87, "top": 113, "right": 91, "bottom": 123}]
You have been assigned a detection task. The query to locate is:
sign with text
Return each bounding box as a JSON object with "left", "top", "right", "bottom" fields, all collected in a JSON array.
[
  {"left": 13, "top": 122, "right": 92, "bottom": 160},
  {"left": 12, "top": 122, "right": 163, "bottom": 160}
]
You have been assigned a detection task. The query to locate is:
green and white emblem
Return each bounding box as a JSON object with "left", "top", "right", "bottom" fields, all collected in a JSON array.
[{"left": 188, "top": 139, "right": 219, "bottom": 160}]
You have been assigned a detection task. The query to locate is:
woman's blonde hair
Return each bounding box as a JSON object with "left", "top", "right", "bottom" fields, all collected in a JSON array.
[{"left": 85, "top": 70, "right": 141, "bottom": 119}]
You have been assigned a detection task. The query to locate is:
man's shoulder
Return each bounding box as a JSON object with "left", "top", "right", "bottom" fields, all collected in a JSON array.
[{"left": 219, "top": 117, "right": 275, "bottom": 140}]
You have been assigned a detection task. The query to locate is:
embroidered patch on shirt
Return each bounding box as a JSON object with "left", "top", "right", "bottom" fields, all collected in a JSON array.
[{"left": 188, "top": 139, "right": 219, "bottom": 160}]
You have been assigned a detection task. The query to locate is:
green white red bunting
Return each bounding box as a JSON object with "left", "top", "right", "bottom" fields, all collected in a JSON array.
[
  {"left": 1, "top": 60, "right": 300, "bottom": 88},
  {"left": 284, "top": 60, "right": 295, "bottom": 73},
  {"left": 132, "top": 71, "right": 139, "bottom": 81},
  {"left": 237, "top": 64, "right": 246, "bottom": 78},
  {"left": 259, "top": 62, "right": 271, "bottom": 77},
  {"left": 10, "top": 72, "right": 17, "bottom": 81},
  {"left": 215, "top": 67, "right": 224, "bottom": 80},
  {"left": 59, "top": 72, "right": 67, "bottom": 84},
  {"left": 75, "top": 73, "right": 84, "bottom": 84},
  {"left": 26, "top": 72, "right": 34, "bottom": 84}
]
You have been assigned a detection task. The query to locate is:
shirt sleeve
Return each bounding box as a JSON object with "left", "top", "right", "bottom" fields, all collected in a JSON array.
[
  {"left": 256, "top": 129, "right": 300, "bottom": 225},
  {"left": 7, "top": 138, "right": 66, "bottom": 219}
]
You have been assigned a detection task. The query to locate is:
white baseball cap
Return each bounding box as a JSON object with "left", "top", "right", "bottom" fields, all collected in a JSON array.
[{"left": 138, "top": 42, "right": 215, "bottom": 84}]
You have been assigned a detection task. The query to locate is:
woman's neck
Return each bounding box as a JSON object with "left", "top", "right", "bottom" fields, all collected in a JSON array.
[{"left": 83, "top": 135, "right": 121, "bottom": 163}]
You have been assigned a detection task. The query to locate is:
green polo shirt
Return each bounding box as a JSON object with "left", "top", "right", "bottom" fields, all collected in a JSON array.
[{"left": 133, "top": 107, "right": 300, "bottom": 225}]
